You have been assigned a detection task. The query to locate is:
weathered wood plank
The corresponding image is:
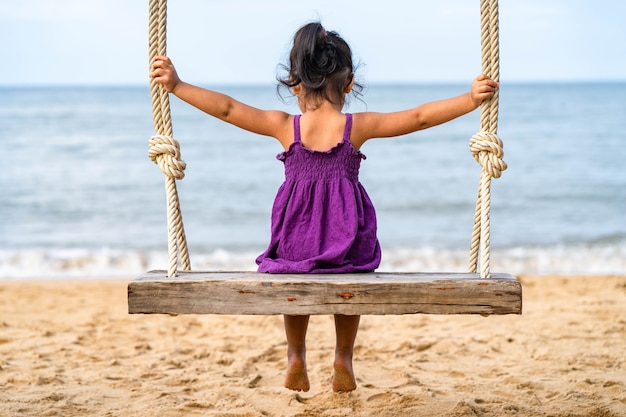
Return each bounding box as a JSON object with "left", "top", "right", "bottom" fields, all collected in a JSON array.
[{"left": 128, "top": 271, "right": 522, "bottom": 315}]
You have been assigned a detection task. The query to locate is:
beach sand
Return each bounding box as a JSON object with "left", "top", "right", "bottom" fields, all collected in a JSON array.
[{"left": 1, "top": 275, "right": 625, "bottom": 416}]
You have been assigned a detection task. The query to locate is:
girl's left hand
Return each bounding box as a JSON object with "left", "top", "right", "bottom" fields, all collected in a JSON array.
[{"left": 470, "top": 74, "right": 499, "bottom": 107}]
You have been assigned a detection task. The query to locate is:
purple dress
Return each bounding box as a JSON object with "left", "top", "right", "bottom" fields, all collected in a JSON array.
[{"left": 256, "top": 113, "right": 381, "bottom": 273}]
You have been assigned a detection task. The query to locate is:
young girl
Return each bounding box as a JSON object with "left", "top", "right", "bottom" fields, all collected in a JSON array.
[{"left": 151, "top": 21, "right": 498, "bottom": 393}]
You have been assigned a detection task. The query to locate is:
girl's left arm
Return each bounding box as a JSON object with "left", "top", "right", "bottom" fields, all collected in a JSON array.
[{"left": 151, "top": 56, "right": 291, "bottom": 140}]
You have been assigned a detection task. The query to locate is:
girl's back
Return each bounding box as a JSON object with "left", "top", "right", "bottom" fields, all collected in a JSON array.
[
  {"left": 295, "top": 109, "right": 354, "bottom": 151},
  {"left": 256, "top": 113, "right": 381, "bottom": 273}
]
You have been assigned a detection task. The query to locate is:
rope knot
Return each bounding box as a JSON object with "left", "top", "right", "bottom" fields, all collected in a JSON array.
[
  {"left": 149, "top": 134, "right": 186, "bottom": 180},
  {"left": 469, "top": 131, "right": 507, "bottom": 179}
]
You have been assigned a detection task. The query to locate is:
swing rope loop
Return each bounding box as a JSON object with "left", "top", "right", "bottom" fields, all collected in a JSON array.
[
  {"left": 468, "top": 0, "right": 506, "bottom": 278},
  {"left": 148, "top": 0, "right": 190, "bottom": 277},
  {"left": 147, "top": 0, "right": 505, "bottom": 280}
]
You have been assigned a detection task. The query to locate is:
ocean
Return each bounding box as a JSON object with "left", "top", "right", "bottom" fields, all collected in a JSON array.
[{"left": 1, "top": 82, "right": 625, "bottom": 279}]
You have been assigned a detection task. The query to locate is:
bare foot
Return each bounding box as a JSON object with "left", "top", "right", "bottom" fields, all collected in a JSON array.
[
  {"left": 285, "top": 360, "right": 310, "bottom": 392},
  {"left": 332, "top": 362, "right": 356, "bottom": 392}
]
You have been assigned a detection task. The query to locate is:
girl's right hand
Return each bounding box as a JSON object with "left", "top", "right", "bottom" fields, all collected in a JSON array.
[{"left": 150, "top": 55, "right": 181, "bottom": 93}]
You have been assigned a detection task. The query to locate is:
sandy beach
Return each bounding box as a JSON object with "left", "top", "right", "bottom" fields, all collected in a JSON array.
[{"left": 1, "top": 275, "right": 625, "bottom": 416}]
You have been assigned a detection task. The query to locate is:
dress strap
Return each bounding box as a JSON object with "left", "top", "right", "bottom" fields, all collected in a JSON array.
[
  {"left": 293, "top": 115, "right": 302, "bottom": 143},
  {"left": 342, "top": 113, "right": 353, "bottom": 143}
]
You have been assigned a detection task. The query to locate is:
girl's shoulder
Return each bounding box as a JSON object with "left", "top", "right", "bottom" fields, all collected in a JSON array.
[
  {"left": 274, "top": 113, "right": 297, "bottom": 150},
  {"left": 349, "top": 112, "right": 379, "bottom": 150}
]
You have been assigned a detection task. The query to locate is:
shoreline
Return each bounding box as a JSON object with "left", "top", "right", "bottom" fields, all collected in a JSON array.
[
  {"left": 2, "top": 244, "right": 625, "bottom": 280},
  {"left": 1, "top": 275, "right": 625, "bottom": 416}
]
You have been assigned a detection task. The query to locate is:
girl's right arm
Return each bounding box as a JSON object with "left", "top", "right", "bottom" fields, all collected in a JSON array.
[
  {"left": 150, "top": 56, "right": 292, "bottom": 143},
  {"left": 351, "top": 75, "right": 498, "bottom": 148}
]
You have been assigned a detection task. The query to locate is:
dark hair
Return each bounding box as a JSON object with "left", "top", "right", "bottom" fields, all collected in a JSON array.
[{"left": 277, "top": 22, "right": 363, "bottom": 107}]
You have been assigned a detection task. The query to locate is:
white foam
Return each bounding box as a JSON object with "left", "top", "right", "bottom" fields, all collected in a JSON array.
[
  {"left": 0, "top": 248, "right": 258, "bottom": 280},
  {"left": 1, "top": 244, "right": 624, "bottom": 280},
  {"left": 378, "top": 245, "right": 626, "bottom": 275}
]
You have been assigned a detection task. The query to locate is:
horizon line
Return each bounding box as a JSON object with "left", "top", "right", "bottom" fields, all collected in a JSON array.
[{"left": 2, "top": 78, "right": 626, "bottom": 89}]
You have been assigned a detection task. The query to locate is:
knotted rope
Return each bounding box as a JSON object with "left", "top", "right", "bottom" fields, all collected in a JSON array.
[
  {"left": 468, "top": 0, "right": 507, "bottom": 278},
  {"left": 149, "top": 135, "right": 187, "bottom": 180},
  {"left": 148, "top": 0, "right": 190, "bottom": 277}
]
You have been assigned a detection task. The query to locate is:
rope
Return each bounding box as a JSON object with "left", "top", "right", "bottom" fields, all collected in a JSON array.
[
  {"left": 468, "top": 0, "right": 507, "bottom": 278},
  {"left": 148, "top": 0, "right": 190, "bottom": 277}
]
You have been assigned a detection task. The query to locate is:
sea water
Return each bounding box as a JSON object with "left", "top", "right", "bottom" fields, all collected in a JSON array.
[{"left": 1, "top": 83, "right": 625, "bottom": 278}]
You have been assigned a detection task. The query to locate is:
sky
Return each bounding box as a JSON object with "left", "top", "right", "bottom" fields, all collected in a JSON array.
[{"left": 1, "top": 0, "right": 625, "bottom": 86}]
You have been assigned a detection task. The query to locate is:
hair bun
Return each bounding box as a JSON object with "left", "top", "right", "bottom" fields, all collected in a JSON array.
[{"left": 277, "top": 21, "right": 362, "bottom": 107}]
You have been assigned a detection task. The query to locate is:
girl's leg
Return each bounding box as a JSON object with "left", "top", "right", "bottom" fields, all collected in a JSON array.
[
  {"left": 332, "top": 314, "right": 360, "bottom": 392},
  {"left": 283, "top": 314, "right": 310, "bottom": 391}
]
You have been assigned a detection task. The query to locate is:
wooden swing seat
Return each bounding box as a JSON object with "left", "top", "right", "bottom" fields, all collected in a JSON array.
[
  {"left": 128, "top": 271, "right": 521, "bottom": 316},
  {"left": 132, "top": 0, "right": 521, "bottom": 318}
]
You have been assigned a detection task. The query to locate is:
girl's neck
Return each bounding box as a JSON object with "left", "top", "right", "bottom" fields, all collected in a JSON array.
[{"left": 298, "top": 99, "right": 345, "bottom": 115}]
